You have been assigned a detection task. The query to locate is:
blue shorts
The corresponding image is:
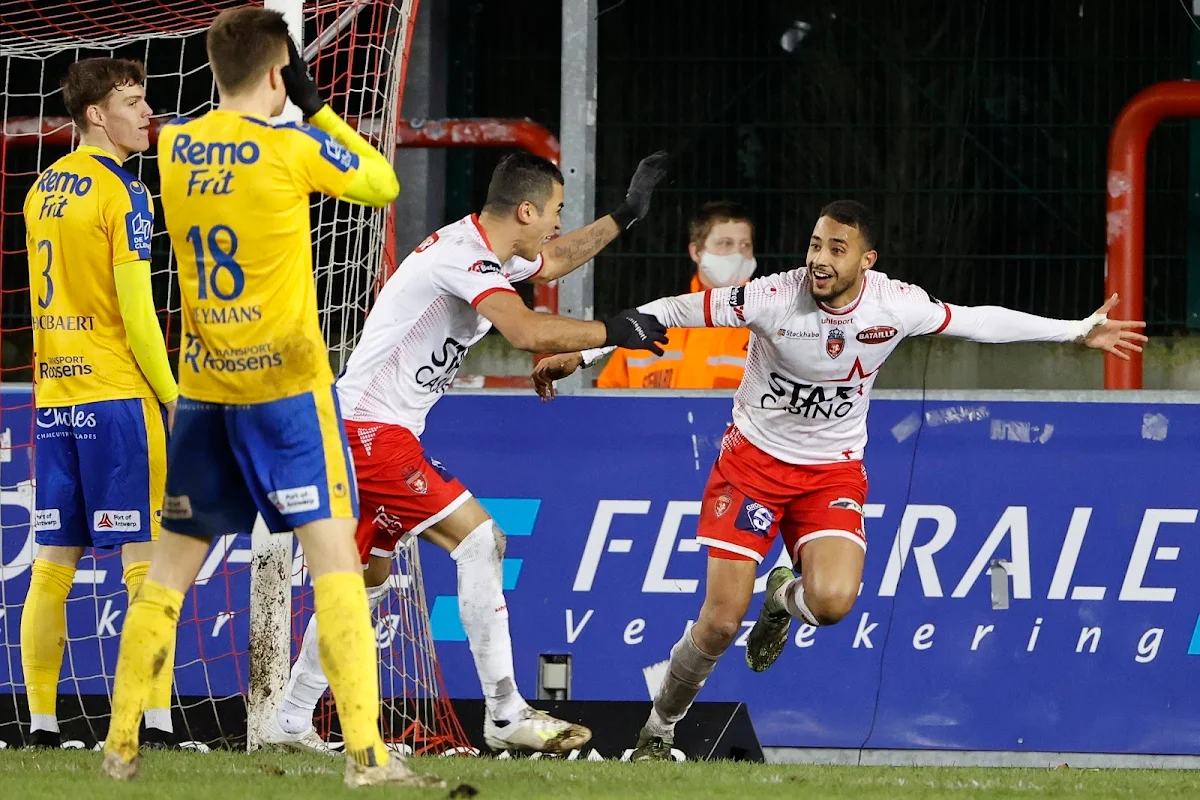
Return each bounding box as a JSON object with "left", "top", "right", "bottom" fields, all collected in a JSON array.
[
  {"left": 162, "top": 388, "right": 358, "bottom": 537},
  {"left": 34, "top": 397, "right": 168, "bottom": 550}
]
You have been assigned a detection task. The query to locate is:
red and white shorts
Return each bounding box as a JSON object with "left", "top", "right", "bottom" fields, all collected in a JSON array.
[
  {"left": 697, "top": 426, "right": 868, "bottom": 565},
  {"left": 344, "top": 421, "right": 471, "bottom": 565}
]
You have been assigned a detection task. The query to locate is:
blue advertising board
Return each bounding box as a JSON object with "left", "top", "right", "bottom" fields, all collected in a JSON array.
[{"left": 2, "top": 386, "right": 1199, "bottom": 753}]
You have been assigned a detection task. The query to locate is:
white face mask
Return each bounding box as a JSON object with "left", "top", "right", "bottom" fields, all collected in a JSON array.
[{"left": 698, "top": 251, "right": 757, "bottom": 288}]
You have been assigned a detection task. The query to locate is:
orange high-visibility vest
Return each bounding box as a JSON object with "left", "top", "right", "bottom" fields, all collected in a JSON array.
[{"left": 596, "top": 275, "right": 749, "bottom": 390}]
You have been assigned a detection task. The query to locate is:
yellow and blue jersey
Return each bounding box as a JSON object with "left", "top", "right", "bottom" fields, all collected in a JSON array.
[
  {"left": 22, "top": 145, "right": 156, "bottom": 408},
  {"left": 157, "top": 110, "right": 361, "bottom": 404}
]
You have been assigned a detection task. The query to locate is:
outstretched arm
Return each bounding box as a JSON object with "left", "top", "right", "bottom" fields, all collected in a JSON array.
[
  {"left": 531, "top": 151, "right": 669, "bottom": 283},
  {"left": 535, "top": 284, "right": 764, "bottom": 398},
  {"left": 476, "top": 291, "right": 668, "bottom": 355},
  {"left": 941, "top": 294, "right": 1146, "bottom": 359}
]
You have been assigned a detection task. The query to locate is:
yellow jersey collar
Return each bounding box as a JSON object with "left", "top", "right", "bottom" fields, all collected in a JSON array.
[{"left": 74, "top": 143, "right": 123, "bottom": 163}]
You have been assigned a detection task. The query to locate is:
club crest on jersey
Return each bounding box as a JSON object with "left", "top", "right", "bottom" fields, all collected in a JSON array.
[
  {"left": 826, "top": 327, "right": 845, "bottom": 359},
  {"left": 405, "top": 470, "right": 429, "bottom": 495},
  {"left": 714, "top": 493, "right": 732, "bottom": 518}
]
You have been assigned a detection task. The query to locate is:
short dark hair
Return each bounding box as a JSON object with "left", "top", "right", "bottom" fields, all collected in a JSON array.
[
  {"left": 818, "top": 200, "right": 878, "bottom": 250},
  {"left": 688, "top": 200, "right": 754, "bottom": 248},
  {"left": 61, "top": 58, "right": 146, "bottom": 129},
  {"left": 482, "top": 152, "right": 564, "bottom": 214},
  {"left": 206, "top": 7, "right": 291, "bottom": 95}
]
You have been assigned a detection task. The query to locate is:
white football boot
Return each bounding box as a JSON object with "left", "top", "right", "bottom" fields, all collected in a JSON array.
[
  {"left": 484, "top": 707, "right": 592, "bottom": 754},
  {"left": 259, "top": 714, "right": 334, "bottom": 755}
]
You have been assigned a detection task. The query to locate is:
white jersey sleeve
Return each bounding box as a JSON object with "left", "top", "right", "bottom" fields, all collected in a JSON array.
[
  {"left": 336, "top": 214, "right": 523, "bottom": 437},
  {"left": 504, "top": 253, "right": 544, "bottom": 283},
  {"left": 579, "top": 273, "right": 799, "bottom": 369},
  {"left": 430, "top": 253, "right": 520, "bottom": 308},
  {"left": 874, "top": 278, "right": 953, "bottom": 337},
  {"left": 640, "top": 271, "right": 798, "bottom": 333},
  {"left": 878, "top": 275, "right": 1087, "bottom": 342}
]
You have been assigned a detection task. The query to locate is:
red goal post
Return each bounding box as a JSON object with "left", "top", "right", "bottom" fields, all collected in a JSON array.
[{"left": 1105, "top": 80, "right": 1200, "bottom": 390}]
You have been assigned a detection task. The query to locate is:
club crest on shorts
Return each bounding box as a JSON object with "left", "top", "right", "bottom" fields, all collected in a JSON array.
[
  {"left": 826, "top": 327, "right": 845, "bottom": 359},
  {"left": 714, "top": 493, "right": 732, "bottom": 518},
  {"left": 405, "top": 469, "right": 429, "bottom": 495}
]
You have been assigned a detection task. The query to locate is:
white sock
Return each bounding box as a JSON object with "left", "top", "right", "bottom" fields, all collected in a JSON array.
[
  {"left": 648, "top": 630, "right": 720, "bottom": 736},
  {"left": 645, "top": 707, "right": 674, "bottom": 739},
  {"left": 144, "top": 708, "right": 172, "bottom": 733},
  {"left": 774, "top": 577, "right": 819, "bottom": 626},
  {"left": 277, "top": 581, "right": 391, "bottom": 735},
  {"left": 30, "top": 713, "right": 58, "bottom": 734},
  {"left": 451, "top": 520, "right": 527, "bottom": 724}
]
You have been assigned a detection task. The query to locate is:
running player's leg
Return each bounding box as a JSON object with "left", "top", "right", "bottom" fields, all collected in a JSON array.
[
  {"left": 633, "top": 554, "right": 757, "bottom": 761},
  {"left": 420, "top": 498, "right": 588, "bottom": 754},
  {"left": 22, "top": 408, "right": 87, "bottom": 748},
  {"left": 634, "top": 451, "right": 780, "bottom": 760},
  {"left": 747, "top": 461, "right": 868, "bottom": 672},
  {"left": 341, "top": 419, "right": 586, "bottom": 753},
  {"left": 103, "top": 398, "right": 253, "bottom": 774},
  {"left": 231, "top": 389, "right": 439, "bottom": 788}
]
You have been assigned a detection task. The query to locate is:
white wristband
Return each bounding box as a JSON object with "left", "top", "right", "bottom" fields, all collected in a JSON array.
[
  {"left": 1067, "top": 313, "right": 1106, "bottom": 342},
  {"left": 581, "top": 346, "right": 616, "bottom": 368}
]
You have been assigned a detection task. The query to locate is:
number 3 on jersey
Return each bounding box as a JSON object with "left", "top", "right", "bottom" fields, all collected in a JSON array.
[
  {"left": 36, "top": 239, "right": 54, "bottom": 309},
  {"left": 186, "top": 224, "right": 245, "bottom": 301}
]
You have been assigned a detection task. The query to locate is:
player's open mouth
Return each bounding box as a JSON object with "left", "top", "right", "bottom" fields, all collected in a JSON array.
[{"left": 810, "top": 267, "right": 834, "bottom": 288}]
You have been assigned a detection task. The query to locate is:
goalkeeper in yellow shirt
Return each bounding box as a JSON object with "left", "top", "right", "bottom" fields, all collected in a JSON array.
[
  {"left": 101, "top": 7, "right": 439, "bottom": 788},
  {"left": 21, "top": 58, "right": 178, "bottom": 751}
]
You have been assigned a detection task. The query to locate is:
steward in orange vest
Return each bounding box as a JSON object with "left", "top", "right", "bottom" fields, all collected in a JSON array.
[{"left": 597, "top": 201, "right": 756, "bottom": 389}]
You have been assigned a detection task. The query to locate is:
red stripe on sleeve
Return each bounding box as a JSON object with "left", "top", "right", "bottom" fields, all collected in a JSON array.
[
  {"left": 471, "top": 286, "right": 519, "bottom": 308},
  {"left": 933, "top": 303, "right": 952, "bottom": 334},
  {"left": 703, "top": 290, "right": 714, "bottom": 327}
]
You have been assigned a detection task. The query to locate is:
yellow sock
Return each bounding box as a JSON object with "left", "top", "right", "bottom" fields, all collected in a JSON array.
[
  {"left": 104, "top": 579, "right": 183, "bottom": 762},
  {"left": 124, "top": 562, "right": 175, "bottom": 732},
  {"left": 21, "top": 559, "right": 76, "bottom": 730},
  {"left": 313, "top": 572, "right": 388, "bottom": 767}
]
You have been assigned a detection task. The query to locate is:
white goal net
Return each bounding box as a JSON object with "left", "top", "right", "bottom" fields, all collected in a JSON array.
[{"left": 0, "top": 0, "right": 468, "bottom": 753}]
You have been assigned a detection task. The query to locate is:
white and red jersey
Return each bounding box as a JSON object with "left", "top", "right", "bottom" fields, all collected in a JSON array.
[
  {"left": 336, "top": 214, "right": 541, "bottom": 436},
  {"left": 636, "top": 269, "right": 1082, "bottom": 465}
]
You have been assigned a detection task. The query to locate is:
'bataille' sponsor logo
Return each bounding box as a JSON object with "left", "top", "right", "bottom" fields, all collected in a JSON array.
[{"left": 857, "top": 326, "right": 898, "bottom": 344}]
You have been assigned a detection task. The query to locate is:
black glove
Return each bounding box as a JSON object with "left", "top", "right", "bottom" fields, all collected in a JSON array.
[
  {"left": 610, "top": 150, "right": 669, "bottom": 230},
  {"left": 602, "top": 309, "right": 669, "bottom": 356},
  {"left": 280, "top": 35, "right": 325, "bottom": 119}
]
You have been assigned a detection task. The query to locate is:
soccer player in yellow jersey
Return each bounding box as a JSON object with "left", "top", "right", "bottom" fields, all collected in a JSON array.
[
  {"left": 21, "top": 58, "right": 178, "bottom": 750},
  {"left": 101, "top": 8, "right": 439, "bottom": 788}
]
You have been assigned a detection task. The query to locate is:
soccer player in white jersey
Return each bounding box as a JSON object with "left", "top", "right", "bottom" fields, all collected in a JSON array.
[
  {"left": 262, "top": 151, "right": 670, "bottom": 754},
  {"left": 533, "top": 199, "right": 1147, "bottom": 760}
]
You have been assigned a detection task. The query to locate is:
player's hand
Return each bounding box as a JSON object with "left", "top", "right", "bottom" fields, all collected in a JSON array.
[
  {"left": 280, "top": 35, "right": 325, "bottom": 119},
  {"left": 532, "top": 353, "right": 583, "bottom": 402},
  {"left": 610, "top": 151, "right": 670, "bottom": 230},
  {"left": 165, "top": 399, "right": 177, "bottom": 433},
  {"left": 1081, "top": 293, "right": 1148, "bottom": 360},
  {"left": 602, "top": 309, "right": 669, "bottom": 355}
]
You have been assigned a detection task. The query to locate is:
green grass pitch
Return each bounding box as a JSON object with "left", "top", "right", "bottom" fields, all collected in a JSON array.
[{"left": 5, "top": 750, "right": 1200, "bottom": 799}]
